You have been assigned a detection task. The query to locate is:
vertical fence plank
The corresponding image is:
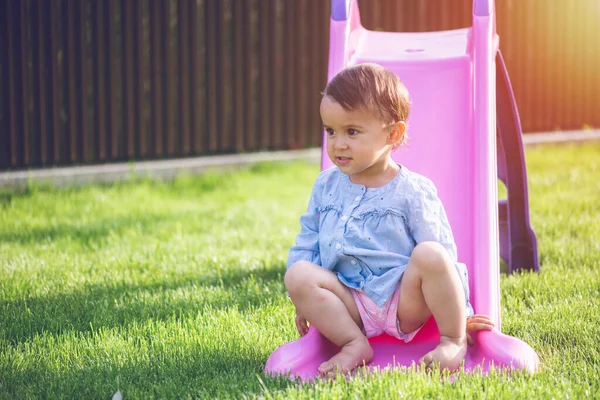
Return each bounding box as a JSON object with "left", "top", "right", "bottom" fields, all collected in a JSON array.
[
  {"left": 293, "top": 1, "right": 311, "bottom": 148},
  {"left": 50, "top": 0, "right": 63, "bottom": 164},
  {"left": 585, "top": 1, "right": 600, "bottom": 127},
  {"left": 245, "top": 0, "right": 258, "bottom": 152},
  {"left": 564, "top": 1, "right": 577, "bottom": 129},
  {"left": 284, "top": 0, "right": 297, "bottom": 150},
  {"left": 321, "top": 1, "right": 329, "bottom": 144},
  {"left": 592, "top": 32, "right": 598, "bottom": 126},
  {"left": 362, "top": 0, "right": 378, "bottom": 31},
  {"left": 579, "top": 0, "right": 591, "bottom": 128},
  {"left": 595, "top": 0, "right": 600, "bottom": 128},
  {"left": 149, "top": 0, "right": 163, "bottom": 157},
  {"left": 66, "top": 0, "right": 78, "bottom": 162},
  {"left": 40, "top": 0, "right": 55, "bottom": 165},
  {"left": 546, "top": 1, "right": 561, "bottom": 129},
  {"left": 56, "top": 0, "right": 71, "bottom": 164},
  {"left": 416, "top": 0, "right": 427, "bottom": 31},
  {"left": 385, "top": 0, "right": 398, "bottom": 31},
  {"left": 258, "top": 0, "right": 271, "bottom": 149},
  {"left": 232, "top": 0, "right": 245, "bottom": 152},
  {"left": 540, "top": 3, "right": 553, "bottom": 131},
  {"left": 92, "top": 0, "right": 107, "bottom": 161},
  {"left": 80, "top": 0, "right": 90, "bottom": 162},
  {"left": 308, "top": 0, "right": 328, "bottom": 147},
  {"left": 177, "top": 0, "right": 191, "bottom": 156},
  {"left": 20, "top": 0, "right": 31, "bottom": 166},
  {"left": 7, "top": 0, "right": 18, "bottom": 168},
  {"left": 580, "top": 0, "right": 593, "bottom": 129},
  {"left": 6, "top": 0, "right": 24, "bottom": 168},
  {"left": 503, "top": 1, "right": 525, "bottom": 131},
  {"left": 269, "top": 0, "right": 282, "bottom": 149},
  {"left": 205, "top": 0, "right": 219, "bottom": 152},
  {"left": 308, "top": 0, "right": 321, "bottom": 148},
  {"left": 135, "top": 0, "right": 148, "bottom": 158},
  {"left": 0, "top": 0, "right": 11, "bottom": 168},
  {"left": 572, "top": 0, "right": 585, "bottom": 130},
  {"left": 190, "top": 0, "right": 206, "bottom": 155},
  {"left": 218, "top": 0, "right": 231, "bottom": 152},
  {"left": 164, "top": 0, "right": 176, "bottom": 156},
  {"left": 532, "top": 1, "right": 544, "bottom": 132},
  {"left": 30, "top": 0, "right": 44, "bottom": 166},
  {"left": 440, "top": 0, "right": 451, "bottom": 31},
  {"left": 122, "top": 0, "right": 136, "bottom": 158},
  {"left": 108, "top": 0, "right": 120, "bottom": 160}
]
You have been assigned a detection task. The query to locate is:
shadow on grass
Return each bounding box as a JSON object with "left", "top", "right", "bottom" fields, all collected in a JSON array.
[
  {"left": 1, "top": 263, "right": 286, "bottom": 346},
  {"left": 0, "top": 202, "right": 233, "bottom": 246},
  {"left": 0, "top": 187, "right": 39, "bottom": 208},
  {"left": 0, "top": 213, "right": 178, "bottom": 246},
  {"left": 0, "top": 341, "right": 295, "bottom": 398}
]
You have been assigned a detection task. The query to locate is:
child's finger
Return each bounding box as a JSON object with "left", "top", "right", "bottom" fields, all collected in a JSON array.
[
  {"left": 467, "top": 318, "right": 495, "bottom": 328},
  {"left": 467, "top": 333, "right": 474, "bottom": 346},
  {"left": 467, "top": 318, "right": 494, "bottom": 327},
  {"left": 296, "top": 317, "right": 309, "bottom": 336},
  {"left": 469, "top": 315, "right": 495, "bottom": 326},
  {"left": 467, "top": 317, "right": 495, "bottom": 330},
  {"left": 419, "top": 353, "right": 434, "bottom": 372},
  {"left": 301, "top": 322, "right": 309, "bottom": 336},
  {"left": 466, "top": 321, "right": 494, "bottom": 332}
]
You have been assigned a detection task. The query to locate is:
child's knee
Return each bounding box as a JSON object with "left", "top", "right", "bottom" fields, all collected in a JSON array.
[
  {"left": 284, "top": 261, "right": 316, "bottom": 293},
  {"left": 410, "top": 242, "right": 452, "bottom": 274}
]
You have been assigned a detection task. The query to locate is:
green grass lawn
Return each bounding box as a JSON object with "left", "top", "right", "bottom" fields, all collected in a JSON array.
[{"left": 1, "top": 143, "right": 599, "bottom": 399}]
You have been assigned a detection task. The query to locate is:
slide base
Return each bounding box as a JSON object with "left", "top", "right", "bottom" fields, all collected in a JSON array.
[{"left": 265, "top": 321, "right": 539, "bottom": 381}]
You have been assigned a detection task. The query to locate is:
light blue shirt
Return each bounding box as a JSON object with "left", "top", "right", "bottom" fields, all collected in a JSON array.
[{"left": 288, "top": 166, "right": 473, "bottom": 316}]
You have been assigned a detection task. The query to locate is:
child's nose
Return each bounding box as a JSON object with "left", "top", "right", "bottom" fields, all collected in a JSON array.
[{"left": 334, "top": 137, "right": 349, "bottom": 149}]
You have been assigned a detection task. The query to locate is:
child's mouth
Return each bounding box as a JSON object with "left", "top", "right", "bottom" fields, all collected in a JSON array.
[{"left": 337, "top": 157, "right": 351, "bottom": 165}]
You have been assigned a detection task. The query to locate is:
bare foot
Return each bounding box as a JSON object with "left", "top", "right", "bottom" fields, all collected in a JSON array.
[
  {"left": 318, "top": 337, "right": 374, "bottom": 377},
  {"left": 420, "top": 335, "right": 467, "bottom": 371}
]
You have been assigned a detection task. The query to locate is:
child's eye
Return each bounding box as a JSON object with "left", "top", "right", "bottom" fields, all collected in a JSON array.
[
  {"left": 347, "top": 129, "right": 359, "bottom": 136},
  {"left": 325, "top": 128, "right": 335, "bottom": 137}
]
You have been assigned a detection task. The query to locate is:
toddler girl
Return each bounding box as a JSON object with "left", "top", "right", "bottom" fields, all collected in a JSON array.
[{"left": 285, "top": 63, "right": 493, "bottom": 377}]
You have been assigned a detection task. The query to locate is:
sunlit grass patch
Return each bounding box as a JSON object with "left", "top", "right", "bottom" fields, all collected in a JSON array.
[{"left": 1, "top": 143, "right": 600, "bottom": 398}]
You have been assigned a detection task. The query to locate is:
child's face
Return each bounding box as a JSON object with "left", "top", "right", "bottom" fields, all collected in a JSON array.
[{"left": 320, "top": 96, "right": 403, "bottom": 183}]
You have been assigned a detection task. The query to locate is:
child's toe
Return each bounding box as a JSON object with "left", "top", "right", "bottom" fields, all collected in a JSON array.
[
  {"left": 420, "top": 352, "right": 434, "bottom": 370},
  {"left": 318, "top": 362, "right": 334, "bottom": 374}
]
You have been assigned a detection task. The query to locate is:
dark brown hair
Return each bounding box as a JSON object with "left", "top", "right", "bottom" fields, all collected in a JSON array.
[{"left": 323, "top": 63, "right": 411, "bottom": 146}]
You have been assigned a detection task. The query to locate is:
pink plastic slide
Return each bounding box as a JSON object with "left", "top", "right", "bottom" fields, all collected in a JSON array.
[{"left": 265, "top": 0, "right": 539, "bottom": 380}]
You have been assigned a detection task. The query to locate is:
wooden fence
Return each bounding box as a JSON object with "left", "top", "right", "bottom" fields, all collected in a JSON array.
[{"left": 1, "top": 0, "right": 599, "bottom": 170}]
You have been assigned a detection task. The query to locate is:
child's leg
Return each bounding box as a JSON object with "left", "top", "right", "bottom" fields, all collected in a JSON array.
[
  {"left": 285, "top": 261, "right": 373, "bottom": 375},
  {"left": 397, "top": 242, "right": 467, "bottom": 371}
]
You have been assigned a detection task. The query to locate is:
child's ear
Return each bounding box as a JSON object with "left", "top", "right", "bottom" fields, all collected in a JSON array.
[{"left": 387, "top": 121, "right": 407, "bottom": 145}]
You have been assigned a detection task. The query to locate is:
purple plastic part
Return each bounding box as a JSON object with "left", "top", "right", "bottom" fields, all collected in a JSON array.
[
  {"left": 331, "top": 0, "right": 351, "bottom": 21},
  {"left": 495, "top": 50, "right": 540, "bottom": 273},
  {"left": 267, "top": 0, "right": 540, "bottom": 381},
  {"left": 474, "top": 0, "right": 493, "bottom": 16}
]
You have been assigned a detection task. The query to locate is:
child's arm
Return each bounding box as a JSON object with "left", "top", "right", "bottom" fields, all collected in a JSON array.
[{"left": 287, "top": 175, "right": 324, "bottom": 269}]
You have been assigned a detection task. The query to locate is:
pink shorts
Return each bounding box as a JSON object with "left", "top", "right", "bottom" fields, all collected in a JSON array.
[{"left": 351, "top": 284, "right": 422, "bottom": 343}]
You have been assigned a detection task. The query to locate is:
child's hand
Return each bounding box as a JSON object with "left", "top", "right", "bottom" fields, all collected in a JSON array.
[
  {"left": 466, "top": 314, "right": 495, "bottom": 346},
  {"left": 295, "top": 311, "right": 309, "bottom": 336}
]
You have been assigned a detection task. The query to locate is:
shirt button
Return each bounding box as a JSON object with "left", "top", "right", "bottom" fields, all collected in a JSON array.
[
  {"left": 335, "top": 243, "right": 341, "bottom": 249},
  {"left": 350, "top": 259, "right": 357, "bottom": 265},
  {"left": 341, "top": 215, "right": 348, "bottom": 221},
  {"left": 354, "top": 196, "right": 361, "bottom": 202}
]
